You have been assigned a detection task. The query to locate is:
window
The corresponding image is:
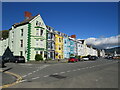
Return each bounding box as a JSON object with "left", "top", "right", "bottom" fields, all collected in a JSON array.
[
  {"left": 36, "top": 39, "right": 39, "bottom": 41},
  {"left": 59, "top": 46, "right": 61, "bottom": 50},
  {"left": 21, "top": 29, "right": 23, "bottom": 36},
  {"left": 65, "top": 40, "right": 66, "bottom": 44},
  {"left": 20, "top": 51, "right": 23, "bottom": 56},
  {"left": 59, "top": 38, "right": 61, "bottom": 42},
  {"left": 40, "top": 29, "right": 43, "bottom": 36},
  {"left": 40, "top": 40, "right": 43, "bottom": 47},
  {"left": 40, "top": 51, "right": 43, "bottom": 55},
  {"left": 48, "top": 33, "right": 51, "bottom": 39},
  {"left": 39, "top": 22, "right": 41, "bottom": 26},
  {"left": 20, "top": 40, "right": 23, "bottom": 47},
  {"left": 36, "top": 21, "right": 39, "bottom": 26},
  {"left": 36, "top": 39, "right": 39, "bottom": 46},
  {"left": 36, "top": 51, "right": 38, "bottom": 54},
  {"left": 36, "top": 29, "right": 39, "bottom": 36}
]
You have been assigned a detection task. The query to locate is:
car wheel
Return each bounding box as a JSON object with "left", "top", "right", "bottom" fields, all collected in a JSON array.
[{"left": 15, "top": 60, "right": 18, "bottom": 63}]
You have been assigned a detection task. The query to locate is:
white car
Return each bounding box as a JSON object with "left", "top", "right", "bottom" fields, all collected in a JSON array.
[{"left": 82, "top": 56, "right": 89, "bottom": 61}]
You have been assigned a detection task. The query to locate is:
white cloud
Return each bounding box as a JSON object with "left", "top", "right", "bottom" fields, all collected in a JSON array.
[{"left": 85, "top": 35, "right": 120, "bottom": 49}]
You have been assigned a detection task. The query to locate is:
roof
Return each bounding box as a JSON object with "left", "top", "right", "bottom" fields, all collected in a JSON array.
[
  {"left": 78, "top": 40, "right": 84, "bottom": 44},
  {"left": 13, "top": 14, "right": 39, "bottom": 28}
]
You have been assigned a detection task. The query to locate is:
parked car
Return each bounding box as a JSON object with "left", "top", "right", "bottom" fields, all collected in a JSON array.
[
  {"left": 0, "top": 56, "right": 5, "bottom": 68},
  {"left": 82, "top": 56, "right": 90, "bottom": 61},
  {"left": 14, "top": 56, "right": 25, "bottom": 63},
  {"left": 68, "top": 57, "right": 78, "bottom": 62},
  {"left": 105, "top": 56, "right": 113, "bottom": 59},
  {"left": 89, "top": 56, "right": 98, "bottom": 60},
  {"left": 2, "top": 56, "right": 15, "bottom": 63}
]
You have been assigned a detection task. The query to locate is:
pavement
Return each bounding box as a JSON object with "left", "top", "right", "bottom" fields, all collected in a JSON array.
[{"left": 0, "top": 58, "right": 119, "bottom": 88}]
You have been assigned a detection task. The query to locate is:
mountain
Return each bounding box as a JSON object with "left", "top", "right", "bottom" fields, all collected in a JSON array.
[{"left": 104, "top": 47, "right": 120, "bottom": 54}]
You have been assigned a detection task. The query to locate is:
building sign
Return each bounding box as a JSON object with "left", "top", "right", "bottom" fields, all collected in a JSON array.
[{"left": 34, "top": 48, "right": 44, "bottom": 50}]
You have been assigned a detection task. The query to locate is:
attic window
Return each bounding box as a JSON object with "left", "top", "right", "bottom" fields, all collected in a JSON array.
[{"left": 36, "top": 21, "right": 39, "bottom": 26}]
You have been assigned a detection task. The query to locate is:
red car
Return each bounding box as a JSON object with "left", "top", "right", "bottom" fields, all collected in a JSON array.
[{"left": 68, "top": 57, "right": 78, "bottom": 62}]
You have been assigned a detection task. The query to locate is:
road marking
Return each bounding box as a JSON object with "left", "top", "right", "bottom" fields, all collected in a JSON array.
[
  {"left": 60, "top": 72, "right": 65, "bottom": 74},
  {"left": 36, "top": 69, "right": 39, "bottom": 71},
  {"left": 53, "top": 73, "right": 58, "bottom": 75},
  {"left": 33, "top": 71, "right": 36, "bottom": 73},
  {"left": 43, "top": 75, "right": 49, "bottom": 77},
  {"left": 22, "top": 75, "right": 27, "bottom": 77},
  {"left": 73, "top": 70, "right": 76, "bottom": 71},
  {"left": 19, "top": 79, "right": 27, "bottom": 83},
  {"left": 77, "top": 69, "right": 81, "bottom": 70},
  {"left": 81, "top": 68, "right": 85, "bottom": 69},
  {"left": 32, "top": 77, "right": 40, "bottom": 80},
  {"left": 28, "top": 73, "right": 32, "bottom": 75},
  {"left": 67, "top": 70, "right": 71, "bottom": 72},
  {"left": 0, "top": 70, "right": 22, "bottom": 88}
]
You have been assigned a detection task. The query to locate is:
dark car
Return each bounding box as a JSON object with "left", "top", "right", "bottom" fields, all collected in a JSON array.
[
  {"left": 0, "top": 56, "right": 5, "bottom": 68},
  {"left": 68, "top": 57, "right": 78, "bottom": 62},
  {"left": 89, "top": 56, "right": 98, "bottom": 60},
  {"left": 2, "top": 56, "right": 15, "bottom": 63},
  {"left": 14, "top": 56, "right": 25, "bottom": 63},
  {"left": 107, "top": 56, "right": 113, "bottom": 59}
]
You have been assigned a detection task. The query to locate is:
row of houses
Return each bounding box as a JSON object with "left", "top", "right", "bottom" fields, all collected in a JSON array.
[{"left": 0, "top": 12, "right": 105, "bottom": 62}]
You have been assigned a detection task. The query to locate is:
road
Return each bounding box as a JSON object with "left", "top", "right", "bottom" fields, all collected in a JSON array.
[{"left": 1, "top": 58, "right": 119, "bottom": 88}]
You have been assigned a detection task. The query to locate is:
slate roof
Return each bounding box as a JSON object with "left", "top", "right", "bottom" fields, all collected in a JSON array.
[{"left": 13, "top": 14, "right": 39, "bottom": 28}]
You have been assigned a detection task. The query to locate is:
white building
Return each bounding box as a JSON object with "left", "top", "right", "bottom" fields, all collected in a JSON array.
[
  {"left": 9, "top": 13, "right": 47, "bottom": 62},
  {"left": 100, "top": 49, "right": 105, "bottom": 57},
  {"left": 0, "top": 38, "right": 8, "bottom": 56}
]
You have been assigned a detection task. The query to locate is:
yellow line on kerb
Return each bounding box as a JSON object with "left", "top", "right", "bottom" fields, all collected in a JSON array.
[{"left": 0, "top": 70, "right": 22, "bottom": 88}]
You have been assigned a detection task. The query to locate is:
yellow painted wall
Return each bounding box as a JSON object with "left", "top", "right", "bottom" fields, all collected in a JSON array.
[{"left": 55, "top": 34, "right": 64, "bottom": 59}]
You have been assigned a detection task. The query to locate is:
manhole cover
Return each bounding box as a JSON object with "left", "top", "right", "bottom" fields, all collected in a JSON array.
[{"left": 49, "top": 75, "right": 67, "bottom": 79}]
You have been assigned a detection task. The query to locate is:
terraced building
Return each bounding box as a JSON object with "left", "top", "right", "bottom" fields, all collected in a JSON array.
[{"left": 9, "top": 12, "right": 47, "bottom": 62}]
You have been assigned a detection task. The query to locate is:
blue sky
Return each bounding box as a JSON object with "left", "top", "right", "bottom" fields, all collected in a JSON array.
[{"left": 2, "top": 2, "right": 118, "bottom": 39}]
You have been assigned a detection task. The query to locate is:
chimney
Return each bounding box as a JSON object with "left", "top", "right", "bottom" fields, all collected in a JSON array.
[
  {"left": 24, "top": 11, "right": 32, "bottom": 19},
  {"left": 71, "top": 35, "right": 76, "bottom": 38}
]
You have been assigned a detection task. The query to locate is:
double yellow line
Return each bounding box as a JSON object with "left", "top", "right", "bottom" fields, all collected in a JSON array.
[{"left": 0, "top": 70, "right": 22, "bottom": 88}]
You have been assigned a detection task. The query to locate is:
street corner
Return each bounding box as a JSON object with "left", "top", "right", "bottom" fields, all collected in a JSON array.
[{"left": 0, "top": 70, "right": 22, "bottom": 88}]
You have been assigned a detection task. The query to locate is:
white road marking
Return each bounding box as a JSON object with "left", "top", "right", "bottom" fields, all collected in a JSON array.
[
  {"left": 53, "top": 73, "right": 58, "bottom": 75},
  {"left": 28, "top": 73, "right": 32, "bottom": 75},
  {"left": 60, "top": 72, "right": 65, "bottom": 74},
  {"left": 22, "top": 75, "right": 27, "bottom": 77},
  {"left": 32, "top": 77, "right": 40, "bottom": 80},
  {"left": 77, "top": 69, "right": 81, "bottom": 70},
  {"left": 19, "top": 79, "right": 27, "bottom": 82},
  {"left": 81, "top": 68, "right": 85, "bottom": 69},
  {"left": 36, "top": 69, "right": 39, "bottom": 71},
  {"left": 73, "top": 70, "right": 76, "bottom": 71},
  {"left": 43, "top": 75, "right": 49, "bottom": 77},
  {"left": 33, "top": 71, "right": 36, "bottom": 73},
  {"left": 67, "top": 70, "right": 71, "bottom": 72}
]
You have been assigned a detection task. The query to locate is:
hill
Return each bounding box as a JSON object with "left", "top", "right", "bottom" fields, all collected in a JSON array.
[{"left": 105, "top": 47, "right": 120, "bottom": 54}]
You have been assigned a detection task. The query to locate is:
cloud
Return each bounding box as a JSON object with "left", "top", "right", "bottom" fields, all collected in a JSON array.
[{"left": 85, "top": 35, "right": 120, "bottom": 49}]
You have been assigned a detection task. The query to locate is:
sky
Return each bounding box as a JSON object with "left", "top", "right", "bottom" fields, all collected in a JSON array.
[{"left": 2, "top": 2, "right": 119, "bottom": 49}]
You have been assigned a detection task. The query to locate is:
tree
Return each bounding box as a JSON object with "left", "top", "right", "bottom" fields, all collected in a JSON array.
[
  {"left": 0, "top": 30, "right": 9, "bottom": 40},
  {"left": 35, "top": 54, "right": 43, "bottom": 61}
]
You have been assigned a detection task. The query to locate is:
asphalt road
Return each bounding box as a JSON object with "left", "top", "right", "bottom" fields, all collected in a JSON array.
[{"left": 1, "top": 58, "right": 119, "bottom": 88}]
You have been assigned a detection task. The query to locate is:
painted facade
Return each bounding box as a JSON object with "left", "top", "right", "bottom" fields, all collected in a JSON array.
[
  {"left": 1, "top": 12, "right": 100, "bottom": 60},
  {"left": 69, "top": 37, "right": 75, "bottom": 56},
  {"left": 9, "top": 14, "right": 47, "bottom": 62},
  {"left": 46, "top": 25, "right": 55, "bottom": 60},
  {"left": 63, "top": 34, "right": 70, "bottom": 59},
  {"left": 54, "top": 31, "right": 64, "bottom": 59}
]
